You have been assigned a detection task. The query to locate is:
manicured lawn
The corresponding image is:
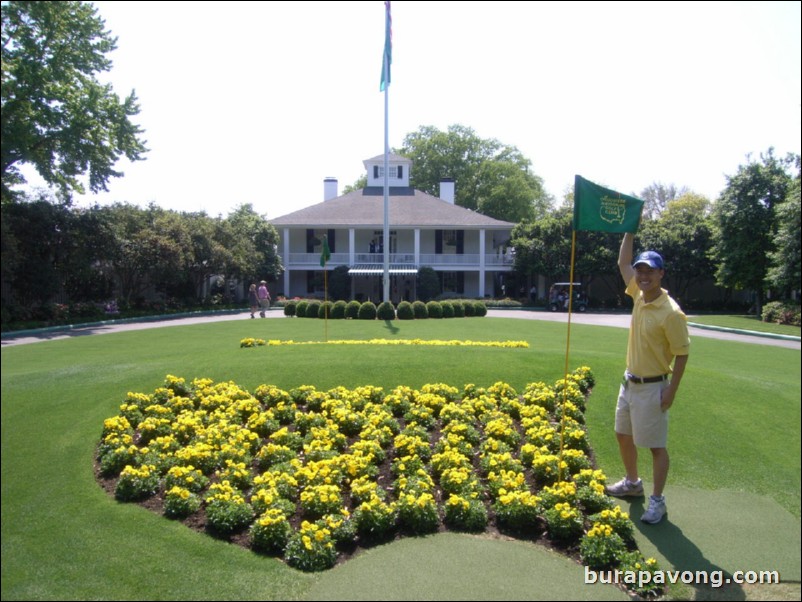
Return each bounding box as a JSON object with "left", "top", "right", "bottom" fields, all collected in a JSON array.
[
  {"left": 2, "top": 317, "right": 799, "bottom": 600},
  {"left": 688, "top": 314, "right": 800, "bottom": 337}
]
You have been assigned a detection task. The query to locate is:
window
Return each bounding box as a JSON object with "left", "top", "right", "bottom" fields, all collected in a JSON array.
[
  {"left": 375, "top": 166, "right": 401, "bottom": 179},
  {"left": 372, "top": 230, "right": 397, "bottom": 253}
]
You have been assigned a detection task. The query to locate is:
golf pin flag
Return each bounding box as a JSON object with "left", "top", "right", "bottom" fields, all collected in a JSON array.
[
  {"left": 380, "top": 1, "right": 392, "bottom": 91},
  {"left": 573, "top": 175, "right": 644, "bottom": 233},
  {"left": 320, "top": 235, "right": 331, "bottom": 267}
]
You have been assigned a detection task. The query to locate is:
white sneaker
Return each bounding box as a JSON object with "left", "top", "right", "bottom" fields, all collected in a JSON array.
[
  {"left": 606, "top": 477, "right": 644, "bottom": 497},
  {"left": 641, "top": 495, "right": 667, "bottom": 524}
]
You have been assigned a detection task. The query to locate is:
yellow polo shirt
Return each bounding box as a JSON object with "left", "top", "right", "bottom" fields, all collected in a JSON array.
[{"left": 626, "top": 277, "right": 690, "bottom": 378}]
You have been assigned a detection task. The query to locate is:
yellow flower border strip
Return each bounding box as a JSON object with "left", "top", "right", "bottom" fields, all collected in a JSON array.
[{"left": 241, "top": 338, "right": 529, "bottom": 349}]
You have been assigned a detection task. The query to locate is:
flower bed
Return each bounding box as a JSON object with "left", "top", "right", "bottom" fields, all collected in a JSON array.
[{"left": 95, "top": 369, "right": 660, "bottom": 597}]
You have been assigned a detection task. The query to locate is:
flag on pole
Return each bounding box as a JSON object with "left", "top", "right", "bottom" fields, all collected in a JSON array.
[
  {"left": 380, "top": 1, "right": 392, "bottom": 91},
  {"left": 573, "top": 175, "right": 644, "bottom": 233},
  {"left": 320, "top": 235, "right": 331, "bottom": 267}
]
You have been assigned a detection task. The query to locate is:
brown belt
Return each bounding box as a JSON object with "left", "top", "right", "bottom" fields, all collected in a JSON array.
[{"left": 625, "top": 373, "right": 668, "bottom": 384}]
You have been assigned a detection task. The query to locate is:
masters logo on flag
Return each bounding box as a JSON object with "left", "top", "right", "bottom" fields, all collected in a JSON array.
[{"left": 573, "top": 175, "right": 644, "bottom": 234}]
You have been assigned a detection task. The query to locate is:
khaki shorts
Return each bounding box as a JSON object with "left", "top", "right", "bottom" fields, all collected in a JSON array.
[{"left": 615, "top": 379, "right": 669, "bottom": 448}]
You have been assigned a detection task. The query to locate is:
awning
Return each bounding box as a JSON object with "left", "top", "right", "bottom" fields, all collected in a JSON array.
[{"left": 348, "top": 264, "right": 419, "bottom": 275}]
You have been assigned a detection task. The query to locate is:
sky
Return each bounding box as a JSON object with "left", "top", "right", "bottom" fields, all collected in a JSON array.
[{"left": 18, "top": 0, "right": 802, "bottom": 219}]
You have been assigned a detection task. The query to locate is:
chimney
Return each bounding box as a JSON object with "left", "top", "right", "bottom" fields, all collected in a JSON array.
[
  {"left": 439, "top": 178, "right": 455, "bottom": 204},
  {"left": 324, "top": 177, "right": 338, "bottom": 201}
]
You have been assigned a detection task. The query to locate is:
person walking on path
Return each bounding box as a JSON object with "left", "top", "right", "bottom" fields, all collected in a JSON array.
[
  {"left": 247, "top": 284, "right": 259, "bottom": 319},
  {"left": 257, "top": 281, "right": 271, "bottom": 318},
  {"left": 606, "top": 233, "right": 690, "bottom": 525}
]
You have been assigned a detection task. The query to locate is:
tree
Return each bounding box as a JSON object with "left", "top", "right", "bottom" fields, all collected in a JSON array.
[
  {"left": 1, "top": 1, "right": 147, "bottom": 202},
  {"left": 639, "top": 193, "right": 714, "bottom": 304},
  {"left": 766, "top": 170, "right": 801, "bottom": 296},
  {"left": 639, "top": 182, "right": 689, "bottom": 221},
  {"left": 711, "top": 149, "right": 798, "bottom": 314},
  {"left": 511, "top": 206, "right": 620, "bottom": 303},
  {"left": 342, "top": 175, "right": 367, "bottom": 195},
  {"left": 398, "top": 124, "right": 551, "bottom": 222},
  {"left": 223, "top": 204, "right": 283, "bottom": 285},
  {"left": 416, "top": 266, "right": 440, "bottom": 302},
  {"left": 0, "top": 192, "right": 70, "bottom": 307}
]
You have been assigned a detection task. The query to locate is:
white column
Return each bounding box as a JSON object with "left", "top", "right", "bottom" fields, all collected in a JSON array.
[
  {"left": 283, "top": 228, "right": 291, "bottom": 297},
  {"left": 414, "top": 229, "right": 420, "bottom": 266},
  {"left": 478, "top": 229, "right": 486, "bottom": 298},
  {"left": 349, "top": 228, "right": 355, "bottom": 265}
]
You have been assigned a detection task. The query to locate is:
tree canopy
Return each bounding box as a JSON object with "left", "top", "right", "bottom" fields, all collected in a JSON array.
[
  {"left": 711, "top": 148, "right": 798, "bottom": 311},
  {"left": 1, "top": 1, "right": 147, "bottom": 202},
  {"left": 397, "top": 124, "right": 551, "bottom": 222}
]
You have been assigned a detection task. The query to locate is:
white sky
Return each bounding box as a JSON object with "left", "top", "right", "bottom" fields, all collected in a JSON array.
[{"left": 18, "top": 0, "right": 802, "bottom": 218}]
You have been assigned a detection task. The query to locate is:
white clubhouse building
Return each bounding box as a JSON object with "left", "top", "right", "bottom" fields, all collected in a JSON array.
[{"left": 270, "top": 154, "right": 515, "bottom": 302}]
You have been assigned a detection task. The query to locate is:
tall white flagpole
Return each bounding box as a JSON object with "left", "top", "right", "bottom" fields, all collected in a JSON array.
[{"left": 382, "top": 2, "right": 391, "bottom": 303}]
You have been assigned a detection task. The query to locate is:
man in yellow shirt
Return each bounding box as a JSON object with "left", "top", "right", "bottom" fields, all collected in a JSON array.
[{"left": 606, "top": 233, "right": 690, "bottom": 524}]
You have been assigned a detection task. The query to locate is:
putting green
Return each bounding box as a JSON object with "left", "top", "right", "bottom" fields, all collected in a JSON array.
[
  {"left": 303, "top": 487, "right": 799, "bottom": 601},
  {"left": 302, "top": 532, "right": 627, "bottom": 601}
]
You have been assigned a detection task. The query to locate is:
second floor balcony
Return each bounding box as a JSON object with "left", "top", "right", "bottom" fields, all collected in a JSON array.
[{"left": 286, "top": 252, "right": 515, "bottom": 269}]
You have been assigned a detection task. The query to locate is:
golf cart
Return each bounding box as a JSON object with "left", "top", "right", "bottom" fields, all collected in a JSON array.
[{"left": 548, "top": 282, "right": 588, "bottom": 313}]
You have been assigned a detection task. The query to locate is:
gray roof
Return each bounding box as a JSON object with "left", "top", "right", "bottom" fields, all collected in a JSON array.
[{"left": 270, "top": 187, "right": 514, "bottom": 229}]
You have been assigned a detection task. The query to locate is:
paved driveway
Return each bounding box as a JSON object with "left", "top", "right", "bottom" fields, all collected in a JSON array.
[{"left": 2, "top": 309, "right": 799, "bottom": 350}]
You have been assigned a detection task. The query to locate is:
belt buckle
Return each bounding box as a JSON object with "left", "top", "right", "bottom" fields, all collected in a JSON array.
[{"left": 624, "top": 372, "right": 642, "bottom": 384}]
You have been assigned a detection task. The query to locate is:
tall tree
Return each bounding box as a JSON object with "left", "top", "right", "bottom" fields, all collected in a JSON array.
[
  {"left": 224, "top": 204, "right": 283, "bottom": 284},
  {"left": 1, "top": 1, "right": 147, "bottom": 202},
  {"left": 639, "top": 193, "right": 714, "bottom": 303},
  {"left": 766, "top": 169, "right": 801, "bottom": 296},
  {"left": 711, "top": 149, "right": 797, "bottom": 313},
  {"left": 398, "top": 124, "right": 551, "bottom": 222},
  {"left": 639, "top": 182, "right": 689, "bottom": 220}
]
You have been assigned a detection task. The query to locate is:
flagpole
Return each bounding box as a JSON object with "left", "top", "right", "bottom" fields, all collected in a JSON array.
[
  {"left": 381, "top": 0, "right": 391, "bottom": 303},
  {"left": 382, "top": 48, "right": 390, "bottom": 303},
  {"left": 324, "top": 267, "right": 328, "bottom": 342},
  {"left": 557, "top": 231, "right": 578, "bottom": 483}
]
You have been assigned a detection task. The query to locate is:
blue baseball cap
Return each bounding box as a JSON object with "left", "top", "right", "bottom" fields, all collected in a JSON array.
[{"left": 633, "top": 251, "right": 664, "bottom": 269}]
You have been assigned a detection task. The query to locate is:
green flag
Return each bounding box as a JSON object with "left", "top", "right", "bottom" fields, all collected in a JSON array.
[
  {"left": 573, "top": 175, "right": 644, "bottom": 233},
  {"left": 380, "top": 1, "right": 391, "bottom": 91},
  {"left": 320, "top": 235, "right": 331, "bottom": 267}
]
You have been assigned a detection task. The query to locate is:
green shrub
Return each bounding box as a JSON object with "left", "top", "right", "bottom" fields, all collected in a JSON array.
[
  {"left": 318, "top": 301, "right": 333, "bottom": 319},
  {"left": 452, "top": 301, "right": 465, "bottom": 317},
  {"left": 762, "top": 300, "right": 801, "bottom": 326},
  {"left": 417, "top": 266, "right": 440, "bottom": 302},
  {"left": 295, "top": 300, "right": 308, "bottom": 318},
  {"left": 426, "top": 301, "right": 443, "bottom": 319},
  {"left": 485, "top": 298, "right": 522, "bottom": 308},
  {"left": 412, "top": 300, "right": 428, "bottom": 319},
  {"left": 283, "top": 300, "right": 297, "bottom": 317},
  {"left": 463, "top": 301, "right": 476, "bottom": 317},
  {"left": 358, "top": 301, "right": 377, "bottom": 320},
  {"left": 331, "top": 300, "right": 347, "bottom": 319},
  {"left": 306, "top": 300, "right": 321, "bottom": 318},
  {"left": 377, "top": 301, "right": 396, "bottom": 321},
  {"left": 396, "top": 301, "right": 414, "bottom": 319},
  {"left": 442, "top": 302, "right": 455, "bottom": 318},
  {"left": 345, "top": 300, "right": 361, "bottom": 319},
  {"left": 473, "top": 301, "right": 487, "bottom": 317}
]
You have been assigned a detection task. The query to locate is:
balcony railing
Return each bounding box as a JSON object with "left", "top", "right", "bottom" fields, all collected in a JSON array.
[{"left": 286, "top": 252, "right": 513, "bottom": 268}]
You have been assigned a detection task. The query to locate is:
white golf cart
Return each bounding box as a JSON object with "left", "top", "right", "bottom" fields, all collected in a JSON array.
[{"left": 548, "top": 282, "right": 588, "bottom": 312}]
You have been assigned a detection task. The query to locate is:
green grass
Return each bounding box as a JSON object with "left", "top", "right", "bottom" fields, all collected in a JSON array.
[
  {"left": 2, "top": 317, "right": 800, "bottom": 600},
  {"left": 688, "top": 314, "right": 801, "bottom": 337}
]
